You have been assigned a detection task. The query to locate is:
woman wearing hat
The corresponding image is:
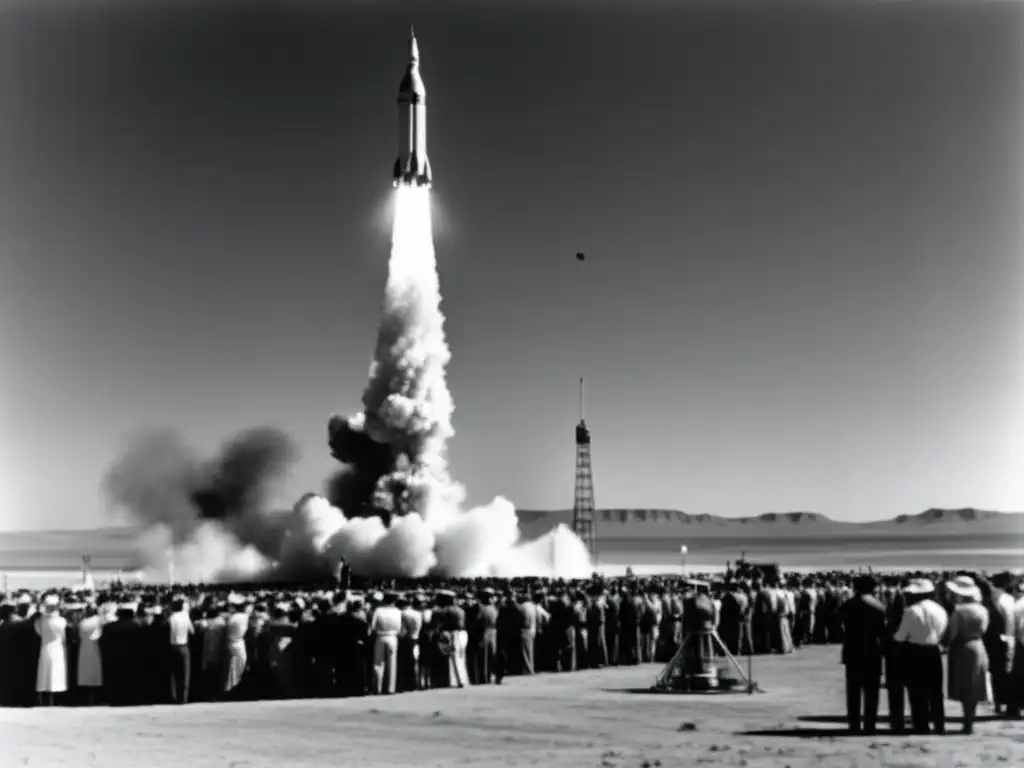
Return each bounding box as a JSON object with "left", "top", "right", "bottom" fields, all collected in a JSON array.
[
  {"left": 34, "top": 593, "right": 69, "bottom": 706},
  {"left": 942, "top": 575, "right": 990, "bottom": 734}
]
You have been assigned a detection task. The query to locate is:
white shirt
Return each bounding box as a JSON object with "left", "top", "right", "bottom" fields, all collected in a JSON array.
[
  {"left": 168, "top": 610, "right": 194, "bottom": 646},
  {"left": 894, "top": 598, "right": 948, "bottom": 646},
  {"left": 370, "top": 605, "right": 402, "bottom": 636},
  {"left": 997, "top": 592, "right": 1016, "bottom": 640}
]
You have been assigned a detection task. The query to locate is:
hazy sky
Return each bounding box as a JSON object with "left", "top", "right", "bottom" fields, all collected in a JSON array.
[{"left": 0, "top": 0, "right": 1021, "bottom": 532}]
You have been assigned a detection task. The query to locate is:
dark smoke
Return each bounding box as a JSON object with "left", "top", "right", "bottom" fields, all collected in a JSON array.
[
  {"left": 189, "top": 427, "right": 296, "bottom": 559},
  {"left": 105, "top": 427, "right": 300, "bottom": 580},
  {"left": 326, "top": 414, "right": 395, "bottom": 525}
]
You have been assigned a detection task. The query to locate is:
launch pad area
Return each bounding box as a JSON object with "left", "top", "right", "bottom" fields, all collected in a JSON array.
[{"left": 4, "top": 647, "right": 1019, "bottom": 768}]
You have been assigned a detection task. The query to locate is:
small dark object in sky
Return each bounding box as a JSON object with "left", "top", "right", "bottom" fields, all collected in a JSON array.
[{"left": 576, "top": 252, "right": 585, "bottom": 261}]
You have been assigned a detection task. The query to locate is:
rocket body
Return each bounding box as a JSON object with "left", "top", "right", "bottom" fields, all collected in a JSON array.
[{"left": 393, "top": 30, "right": 433, "bottom": 188}]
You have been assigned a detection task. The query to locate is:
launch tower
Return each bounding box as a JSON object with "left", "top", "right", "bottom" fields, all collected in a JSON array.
[{"left": 572, "top": 377, "right": 598, "bottom": 561}]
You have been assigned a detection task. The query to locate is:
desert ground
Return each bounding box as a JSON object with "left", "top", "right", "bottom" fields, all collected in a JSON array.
[{"left": 2, "top": 647, "right": 1022, "bottom": 768}]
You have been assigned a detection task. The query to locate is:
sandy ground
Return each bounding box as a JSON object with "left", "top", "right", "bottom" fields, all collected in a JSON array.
[{"left": 2, "top": 647, "right": 1022, "bottom": 768}]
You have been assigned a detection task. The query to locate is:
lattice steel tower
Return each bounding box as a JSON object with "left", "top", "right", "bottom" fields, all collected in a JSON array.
[{"left": 573, "top": 376, "right": 598, "bottom": 561}]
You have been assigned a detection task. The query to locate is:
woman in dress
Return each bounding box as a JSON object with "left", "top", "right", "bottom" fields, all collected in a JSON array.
[
  {"left": 221, "top": 594, "right": 250, "bottom": 699},
  {"left": 34, "top": 593, "right": 69, "bottom": 706},
  {"left": 942, "top": 576, "right": 990, "bottom": 734}
]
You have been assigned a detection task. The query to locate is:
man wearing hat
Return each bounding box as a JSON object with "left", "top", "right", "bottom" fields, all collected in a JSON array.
[
  {"left": 893, "top": 578, "right": 948, "bottom": 734},
  {"left": 837, "top": 574, "right": 886, "bottom": 734},
  {"left": 34, "top": 594, "right": 69, "bottom": 706},
  {"left": 369, "top": 591, "right": 402, "bottom": 694}
]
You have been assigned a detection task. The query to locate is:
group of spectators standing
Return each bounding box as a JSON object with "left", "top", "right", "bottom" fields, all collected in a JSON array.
[
  {"left": 1, "top": 568, "right": 1022, "bottom": 734},
  {"left": 840, "top": 571, "right": 1023, "bottom": 735}
]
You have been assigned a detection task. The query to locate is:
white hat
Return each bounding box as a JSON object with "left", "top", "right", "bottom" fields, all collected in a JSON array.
[
  {"left": 945, "top": 576, "right": 982, "bottom": 602},
  {"left": 17, "top": 594, "right": 33, "bottom": 605},
  {"left": 42, "top": 594, "right": 60, "bottom": 610},
  {"left": 227, "top": 592, "right": 245, "bottom": 606},
  {"left": 904, "top": 578, "right": 935, "bottom": 595}
]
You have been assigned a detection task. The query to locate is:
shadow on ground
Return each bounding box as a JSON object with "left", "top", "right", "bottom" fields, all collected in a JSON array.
[
  {"left": 797, "top": 714, "right": 1005, "bottom": 725},
  {"left": 738, "top": 712, "right": 1007, "bottom": 738},
  {"left": 601, "top": 686, "right": 763, "bottom": 695}
]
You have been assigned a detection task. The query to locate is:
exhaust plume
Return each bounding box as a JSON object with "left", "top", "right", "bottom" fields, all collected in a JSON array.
[
  {"left": 322, "top": 185, "right": 593, "bottom": 578},
  {"left": 107, "top": 186, "right": 592, "bottom": 582}
]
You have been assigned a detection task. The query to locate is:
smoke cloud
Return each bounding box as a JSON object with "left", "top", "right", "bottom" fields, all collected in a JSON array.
[{"left": 108, "top": 185, "right": 593, "bottom": 582}]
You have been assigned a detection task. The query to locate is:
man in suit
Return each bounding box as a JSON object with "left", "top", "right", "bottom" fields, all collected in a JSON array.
[
  {"left": 719, "top": 584, "right": 743, "bottom": 656},
  {"left": 618, "top": 588, "right": 640, "bottom": 665},
  {"left": 587, "top": 588, "right": 608, "bottom": 668},
  {"left": 795, "top": 578, "right": 817, "bottom": 648},
  {"left": 316, "top": 592, "right": 348, "bottom": 696},
  {"left": 471, "top": 588, "right": 500, "bottom": 684},
  {"left": 884, "top": 582, "right": 908, "bottom": 732},
  {"left": 514, "top": 591, "right": 538, "bottom": 676},
  {"left": 337, "top": 596, "right": 369, "bottom": 697},
  {"left": 838, "top": 574, "right": 887, "bottom": 734},
  {"left": 100, "top": 604, "right": 143, "bottom": 707},
  {"left": 604, "top": 589, "right": 621, "bottom": 667}
]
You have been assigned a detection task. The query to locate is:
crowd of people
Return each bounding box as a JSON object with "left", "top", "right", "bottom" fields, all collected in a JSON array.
[{"left": 1, "top": 567, "right": 1022, "bottom": 737}]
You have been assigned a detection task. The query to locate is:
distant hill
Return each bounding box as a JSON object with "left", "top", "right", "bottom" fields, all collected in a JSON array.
[
  {"left": 0, "top": 508, "right": 1019, "bottom": 571},
  {"left": 515, "top": 507, "right": 1024, "bottom": 541}
]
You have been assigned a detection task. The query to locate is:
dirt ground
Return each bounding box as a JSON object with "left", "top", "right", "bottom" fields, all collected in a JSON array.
[{"left": 1, "top": 646, "right": 1022, "bottom": 768}]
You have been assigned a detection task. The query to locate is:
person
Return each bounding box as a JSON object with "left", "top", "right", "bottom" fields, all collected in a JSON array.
[
  {"left": 261, "top": 602, "right": 297, "bottom": 699},
  {"left": 76, "top": 602, "right": 104, "bottom": 706},
  {"left": 795, "top": 578, "right": 817, "bottom": 648},
  {"left": 34, "top": 594, "right": 69, "bottom": 706},
  {"left": 396, "top": 593, "right": 422, "bottom": 692},
  {"left": 369, "top": 591, "right": 402, "bottom": 694},
  {"left": 975, "top": 574, "right": 1015, "bottom": 715},
  {"left": 100, "top": 602, "right": 142, "bottom": 706},
  {"left": 838, "top": 574, "right": 887, "bottom": 734},
  {"left": 942, "top": 575, "right": 990, "bottom": 734},
  {"left": 893, "top": 578, "right": 948, "bottom": 734},
  {"left": 338, "top": 595, "right": 369, "bottom": 697},
  {"left": 167, "top": 595, "right": 194, "bottom": 704},
  {"left": 884, "top": 585, "right": 908, "bottom": 733},
  {"left": 1007, "top": 580, "right": 1024, "bottom": 719},
  {"left": 222, "top": 593, "right": 250, "bottom": 698}
]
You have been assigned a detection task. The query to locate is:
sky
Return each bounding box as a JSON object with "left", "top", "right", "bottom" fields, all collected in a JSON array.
[{"left": 0, "top": 0, "right": 1021, "bottom": 532}]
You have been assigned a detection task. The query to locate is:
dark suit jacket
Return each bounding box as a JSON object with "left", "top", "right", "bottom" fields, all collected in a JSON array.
[{"left": 839, "top": 594, "right": 887, "bottom": 668}]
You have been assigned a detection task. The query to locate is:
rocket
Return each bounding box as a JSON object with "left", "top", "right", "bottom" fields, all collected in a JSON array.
[{"left": 393, "top": 26, "right": 433, "bottom": 188}]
